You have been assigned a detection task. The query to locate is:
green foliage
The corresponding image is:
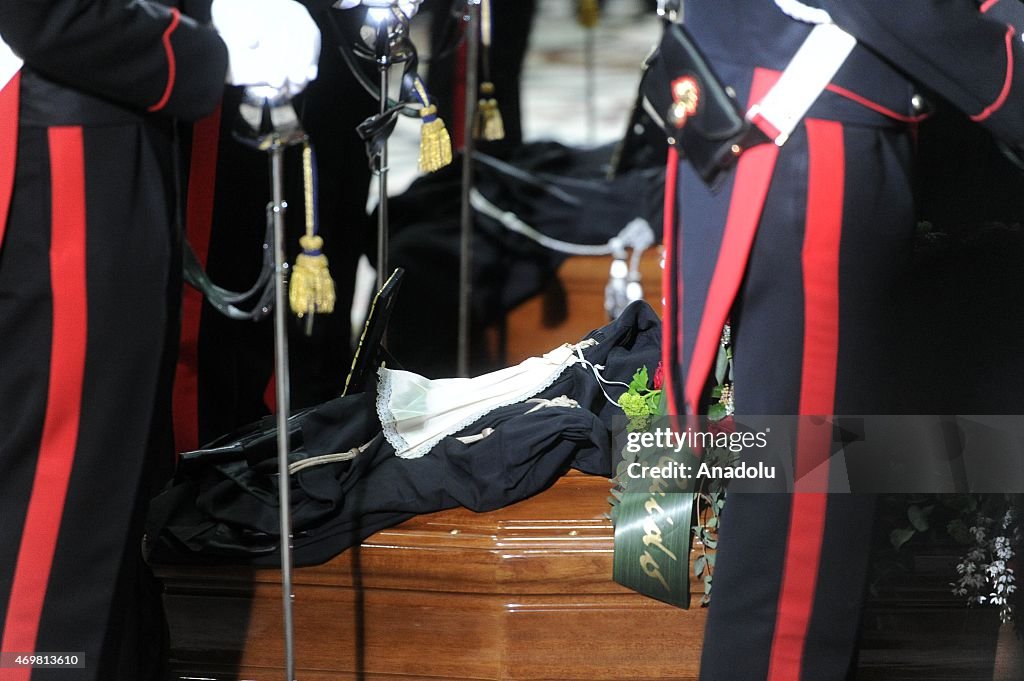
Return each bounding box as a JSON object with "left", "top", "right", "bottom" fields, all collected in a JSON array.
[
  {"left": 616, "top": 367, "right": 662, "bottom": 433},
  {"left": 907, "top": 504, "right": 932, "bottom": 533},
  {"left": 628, "top": 367, "right": 650, "bottom": 394},
  {"left": 610, "top": 325, "right": 735, "bottom": 608},
  {"left": 874, "top": 493, "right": 1022, "bottom": 623},
  {"left": 618, "top": 391, "right": 651, "bottom": 431},
  {"left": 707, "top": 402, "right": 729, "bottom": 422},
  {"left": 889, "top": 526, "right": 917, "bottom": 551}
]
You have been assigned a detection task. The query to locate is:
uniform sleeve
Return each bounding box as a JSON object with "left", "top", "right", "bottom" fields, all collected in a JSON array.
[
  {"left": 0, "top": 0, "right": 228, "bottom": 121},
  {"left": 818, "top": 0, "right": 1024, "bottom": 151}
]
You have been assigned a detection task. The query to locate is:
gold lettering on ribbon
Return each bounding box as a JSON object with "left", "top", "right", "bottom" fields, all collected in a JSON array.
[
  {"left": 642, "top": 515, "right": 678, "bottom": 561},
  {"left": 636, "top": 453, "right": 684, "bottom": 594},
  {"left": 644, "top": 496, "right": 666, "bottom": 516},
  {"left": 640, "top": 552, "right": 671, "bottom": 593}
]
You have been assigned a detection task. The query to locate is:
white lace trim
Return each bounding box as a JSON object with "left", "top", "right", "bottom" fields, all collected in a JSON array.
[
  {"left": 376, "top": 362, "right": 568, "bottom": 459},
  {"left": 376, "top": 340, "right": 598, "bottom": 459},
  {"left": 376, "top": 367, "right": 411, "bottom": 452}
]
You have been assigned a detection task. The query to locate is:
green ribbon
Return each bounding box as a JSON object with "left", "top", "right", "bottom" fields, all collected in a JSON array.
[
  {"left": 610, "top": 412, "right": 701, "bottom": 609},
  {"left": 613, "top": 487, "right": 695, "bottom": 608}
]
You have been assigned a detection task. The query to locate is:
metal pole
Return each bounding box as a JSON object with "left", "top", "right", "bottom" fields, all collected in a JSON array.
[
  {"left": 584, "top": 25, "right": 596, "bottom": 145},
  {"left": 270, "top": 143, "right": 297, "bottom": 681},
  {"left": 376, "top": 58, "right": 390, "bottom": 291},
  {"left": 458, "top": 0, "right": 481, "bottom": 377}
]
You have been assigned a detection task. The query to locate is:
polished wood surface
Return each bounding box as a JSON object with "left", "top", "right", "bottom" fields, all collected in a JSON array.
[
  {"left": 158, "top": 479, "right": 1023, "bottom": 681},
  {"left": 158, "top": 471, "right": 707, "bottom": 681},
  {"left": 504, "top": 251, "right": 663, "bottom": 364}
]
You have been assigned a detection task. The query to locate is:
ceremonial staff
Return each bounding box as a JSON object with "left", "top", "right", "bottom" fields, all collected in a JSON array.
[
  {"left": 359, "top": 1, "right": 410, "bottom": 290},
  {"left": 269, "top": 114, "right": 299, "bottom": 681},
  {"left": 236, "top": 79, "right": 341, "bottom": 676},
  {"left": 458, "top": 0, "right": 481, "bottom": 377},
  {"left": 375, "top": 17, "right": 392, "bottom": 291},
  {"left": 579, "top": 0, "right": 600, "bottom": 144},
  {"left": 235, "top": 89, "right": 309, "bottom": 680},
  {"left": 334, "top": 0, "right": 449, "bottom": 293}
]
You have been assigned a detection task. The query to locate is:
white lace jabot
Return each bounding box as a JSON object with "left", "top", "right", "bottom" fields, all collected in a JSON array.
[{"left": 376, "top": 340, "right": 596, "bottom": 459}]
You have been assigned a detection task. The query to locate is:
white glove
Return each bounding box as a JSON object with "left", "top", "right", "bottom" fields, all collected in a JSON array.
[
  {"left": 211, "top": 0, "right": 321, "bottom": 98},
  {"left": 334, "top": 0, "right": 423, "bottom": 20}
]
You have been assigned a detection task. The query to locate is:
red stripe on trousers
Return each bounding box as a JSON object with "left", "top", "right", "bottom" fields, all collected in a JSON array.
[
  {"left": 0, "top": 72, "right": 20, "bottom": 250},
  {"left": 681, "top": 71, "right": 781, "bottom": 414},
  {"left": 0, "top": 127, "right": 88, "bottom": 680},
  {"left": 173, "top": 107, "right": 221, "bottom": 453},
  {"left": 661, "top": 146, "right": 680, "bottom": 417},
  {"left": 766, "top": 118, "right": 845, "bottom": 681}
]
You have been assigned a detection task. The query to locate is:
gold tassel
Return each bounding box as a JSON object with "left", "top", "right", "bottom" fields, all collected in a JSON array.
[
  {"left": 418, "top": 104, "right": 453, "bottom": 173},
  {"left": 289, "top": 143, "right": 336, "bottom": 318},
  {"left": 578, "top": 0, "right": 600, "bottom": 28},
  {"left": 289, "top": 234, "right": 336, "bottom": 317},
  {"left": 473, "top": 81, "right": 506, "bottom": 142}
]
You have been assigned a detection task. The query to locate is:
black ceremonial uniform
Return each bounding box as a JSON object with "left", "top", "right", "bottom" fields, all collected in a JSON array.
[
  {"left": 657, "top": 2, "right": 1024, "bottom": 680},
  {"left": 0, "top": 2, "right": 226, "bottom": 679}
]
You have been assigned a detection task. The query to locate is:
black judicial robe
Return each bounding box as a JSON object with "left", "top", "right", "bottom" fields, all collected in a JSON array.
[
  {"left": 0, "top": 3, "right": 226, "bottom": 679},
  {"left": 146, "top": 300, "right": 662, "bottom": 567},
  {"left": 655, "top": 2, "right": 1024, "bottom": 680}
]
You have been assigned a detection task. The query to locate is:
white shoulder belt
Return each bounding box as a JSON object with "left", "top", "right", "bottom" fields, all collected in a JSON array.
[
  {"left": 746, "top": 0, "right": 857, "bottom": 146},
  {"left": 0, "top": 37, "right": 22, "bottom": 91}
]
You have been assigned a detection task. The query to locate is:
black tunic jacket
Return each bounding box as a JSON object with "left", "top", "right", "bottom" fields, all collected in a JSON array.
[{"left": 0, "top": 0, "right": 228, "bottom": 125}]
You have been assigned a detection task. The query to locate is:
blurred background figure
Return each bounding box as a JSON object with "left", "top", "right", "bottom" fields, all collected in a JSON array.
[
  {"left": 0, "top": 1, "right": 320, "bottom": 678},
  {"left": 175, "top": 2, "right": 378, "bottom": 449}
]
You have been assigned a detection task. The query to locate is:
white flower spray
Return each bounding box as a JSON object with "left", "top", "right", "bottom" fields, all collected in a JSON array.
[{"left": 952, "top": 506, "right": 1019, "bottom": 624}]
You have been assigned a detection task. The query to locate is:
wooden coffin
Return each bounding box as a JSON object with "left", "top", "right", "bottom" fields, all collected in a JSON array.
[
  {"left": 158, "top": 249, "right": 1022, "bottom": 680},
  {"left": 504, "top": 251, "right": 663, "bottom": 364},
  {"left": 157, "top": 471, "right": 707, "bottom": 681}
]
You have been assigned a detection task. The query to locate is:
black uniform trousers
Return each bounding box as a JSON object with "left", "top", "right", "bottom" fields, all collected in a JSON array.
[
  {"left": 659, "top": 1, "right": 1024, "bottom": 679},
  {"left": 664, "top": 71, "right": 916, "bottom": 680},
  {"left": 0, "top": 118, "right": 176, "bottom": 679}
]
